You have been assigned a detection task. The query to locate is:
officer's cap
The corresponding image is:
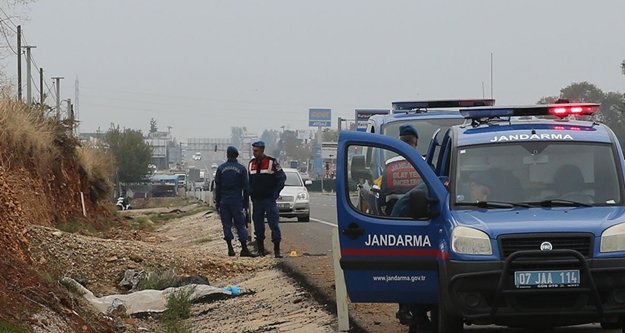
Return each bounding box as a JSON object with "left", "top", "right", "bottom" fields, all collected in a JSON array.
[
  {"left": 399, "top": 125, "right": 418, "bottom": 138},
  {"left": 226, "top": 146, "right": 239, "bottom": 157},
  {"left": 252, "top": 141, "right": 265, "bottom": 148}
]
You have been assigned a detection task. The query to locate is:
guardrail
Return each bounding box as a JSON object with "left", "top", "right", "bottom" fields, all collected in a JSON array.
[{"left": 188, "top": 188, "right": 214, "bottom": 206}]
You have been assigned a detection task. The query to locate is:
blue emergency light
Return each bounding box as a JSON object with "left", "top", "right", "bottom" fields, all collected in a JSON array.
[
  {"left": 392, "top": 99, "right": 495, "bottom": 112},
  {"left": 459, "top": 103, "right": 600, "bottom": 119}
]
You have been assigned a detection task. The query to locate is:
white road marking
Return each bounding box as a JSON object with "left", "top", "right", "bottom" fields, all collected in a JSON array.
[{"left": 311, "top": 217, "right": 337, "bottom": 228}]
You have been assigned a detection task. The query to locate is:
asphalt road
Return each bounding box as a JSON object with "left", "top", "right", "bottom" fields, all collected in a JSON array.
[{"left": 279, "top": 192, "right": 620, "bottom": 333}]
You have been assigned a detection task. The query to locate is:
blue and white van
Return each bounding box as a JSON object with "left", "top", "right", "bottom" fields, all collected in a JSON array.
[{"left": 337, "top": 102, "right": 625, "bottom": 331}]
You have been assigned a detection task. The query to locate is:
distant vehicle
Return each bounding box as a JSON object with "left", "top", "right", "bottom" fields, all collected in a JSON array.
[
  {"left": 149, "top": 174, "right": 177, "bottom": 197},
  {"left": 289, "top": 160, "right": 299, "bottom": 169},
  {"left": 174, "top": 173, "right": 186, "bottom": 188},
  {"left": 276, "top": 168, "right": 312, "bottom": 222},
  {"left": 193, "top": 152, "right": 202, "bottom": 161},
  {"left": 211, "top": 163, "right": 218, "bottom": 170},
  {"left": 116, "top": 196, "right": 131, "bottom": 210}
]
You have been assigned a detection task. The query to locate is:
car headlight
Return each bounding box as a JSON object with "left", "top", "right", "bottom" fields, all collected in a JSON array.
[
  {"left": 451, "top": 226, "right": 492, "bottom": 255},
  {"left": 600, "top": 223, "right": 625, "bottom": 253},
  {"left": 297, "top": 192, "right": 308, "bottom": 200}
]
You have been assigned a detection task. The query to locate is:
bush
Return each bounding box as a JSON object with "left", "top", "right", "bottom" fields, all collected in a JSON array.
[{"left": 77, "top": 144, "right": 115, "bottom": 202}]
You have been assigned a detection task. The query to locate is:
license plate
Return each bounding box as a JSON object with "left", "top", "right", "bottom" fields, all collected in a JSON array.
[
  {"left": 278, "top": 203, "right": 290, "bottom": 209},
  {"left": 514, "top": 270, "right": 580, "bottom": 289}
]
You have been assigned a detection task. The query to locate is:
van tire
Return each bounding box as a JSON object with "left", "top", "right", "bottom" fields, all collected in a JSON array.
[
  {"left": 298, "top": 215, "right": 310, "bottom": 222},
  {"left": 431, "top": 305, "right": 463, "bottom": 333}
]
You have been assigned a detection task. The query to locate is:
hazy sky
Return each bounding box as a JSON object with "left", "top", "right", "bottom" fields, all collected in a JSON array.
[{"left": 3, "top": 0, "right": 625, "bottom": 140}]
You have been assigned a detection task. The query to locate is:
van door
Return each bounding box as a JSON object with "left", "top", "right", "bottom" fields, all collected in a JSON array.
[{"left": 338, "top": 131, "right": 448, "bottom": 304}]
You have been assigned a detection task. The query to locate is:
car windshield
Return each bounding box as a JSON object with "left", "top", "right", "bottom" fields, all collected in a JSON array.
[
  {"left": 382, "top": 118, "right": 464, "bottom": 158},
  {"left": 453, "top": 142, "right": 622, "bottom": 208},
  {"left": 285, "top": 171, "right": 303, "bottom": 186}
]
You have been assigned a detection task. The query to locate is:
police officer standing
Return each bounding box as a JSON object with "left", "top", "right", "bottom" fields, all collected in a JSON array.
[
  {"left": 248, "top": 141, "right": 286, "bottom": 258},
  {"left": 214, "top": 146, "right": 254, "bottom": 257}
]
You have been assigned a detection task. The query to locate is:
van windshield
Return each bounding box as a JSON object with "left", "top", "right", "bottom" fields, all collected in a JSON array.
[
  {"left": 453, "top": 142, "right": 622, "bottom": 207},
  {"left": 382, "top": 118, "right": 463, "bottom": 157}
]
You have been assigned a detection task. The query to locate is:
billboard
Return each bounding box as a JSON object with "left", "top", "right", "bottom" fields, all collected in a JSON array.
[
  {"left": 354, "top": 109, "right": 390, "bottom": 132},
  {"left": 321, "top": 142, "right": 338, "bottom": 159},
  {"left": 309, "top": 108, "right": 332, "bottom": 127}
]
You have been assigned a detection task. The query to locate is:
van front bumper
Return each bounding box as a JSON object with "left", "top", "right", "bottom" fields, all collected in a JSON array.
[{"left": 444, "top": 250, "right": 625, "bottom": 326}]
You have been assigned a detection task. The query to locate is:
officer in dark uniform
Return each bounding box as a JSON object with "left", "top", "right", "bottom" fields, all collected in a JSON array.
[
  {"left": 391, "top": 175, "right": 449, "bottom": 332},
  {"left": 248, "top": 141, "right": 287, "bottom": 258},
  {"left": 215, "top": 146, "right": 254, "bottom": 257},
  {"left": 379, "top": 124, "right": 421, "bottom": 215}
]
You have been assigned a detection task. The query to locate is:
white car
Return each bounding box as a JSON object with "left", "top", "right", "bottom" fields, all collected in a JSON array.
[
  {"left": 192, "top": 152, "right": 202, "bottom": 161},
  {"left": 276, "top": 168, "right": 312, "bottom": 222}
]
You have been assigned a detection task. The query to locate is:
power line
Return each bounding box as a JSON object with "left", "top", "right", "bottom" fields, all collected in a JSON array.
[
  {"left": 0, "top": 21, "right": 18, "bottom": 55},
  {"left": 0, "top": 7, "right": 18, "bottom": 29}
]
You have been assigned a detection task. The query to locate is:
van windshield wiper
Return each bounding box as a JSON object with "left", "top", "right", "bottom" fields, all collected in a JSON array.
[
  {"left": 524, "top": 199, "right": 592, "bottom": 208},
  {"left": 456, "top": 201, "right": 530, "bottom": 209}
]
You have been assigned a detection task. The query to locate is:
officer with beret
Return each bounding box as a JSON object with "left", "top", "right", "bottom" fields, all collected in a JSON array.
[
  {"left": 215, "top": 146, "right": 254, "bottom": 257},
  {"left": 248, "top": 141, "right": 287, "bottom": 258}
]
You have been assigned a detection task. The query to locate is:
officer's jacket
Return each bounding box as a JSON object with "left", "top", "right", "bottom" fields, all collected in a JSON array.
[
  {"left": 215, "top": 159, "right": 249, "bottom": 205},
  {"left": 248, "top": 155, "right": 286, "bottom": 200}
]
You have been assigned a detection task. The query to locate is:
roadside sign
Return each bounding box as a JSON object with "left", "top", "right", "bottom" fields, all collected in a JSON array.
[
  {"left": 321, "top": 142, "right": 338, "bottom": 159},
  {"left": 354, "top": 109, "right": 390, "bottom": 132},
  {"left": 309, "top": 108, "right": 332, "bottom": 127}
]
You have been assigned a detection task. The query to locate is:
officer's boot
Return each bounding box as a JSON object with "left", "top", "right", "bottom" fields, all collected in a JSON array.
[
  {"left": 273, "top": 242, "right": 283, "bottom": 258},
  {"left": 226, "top": 240, "right": 235, "bottom": 257},
  {"left": 256, "top": 239, "right": 266, "bottom": 257},
  {"left": 240, "top": 241, "right": 255, "bottom": 257}
]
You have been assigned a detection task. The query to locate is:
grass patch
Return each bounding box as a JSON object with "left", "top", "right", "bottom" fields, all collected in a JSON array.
[
  {"left": 59, "top": 278, "right": 86, "bottom": 296},
  {"left": 135, "top": 269, "right": 179, "bottom": 291},
  {"left": 148, "top": 206, "right": 209, "bottom": 224},
  {"left": 130, "top": 216, "right": 155, "bottom": 231},
  {"left": 132, "top": 197, "right": 197, "bottom": 209},
  {"left": 57, "top": 218, "right": 96, "bottom": 234},
  {"left": 0, "top": 320, "right": 29, "bottom": 333},
  {"left": 162, "top": 287, "right": 195, "bottom": 333}
]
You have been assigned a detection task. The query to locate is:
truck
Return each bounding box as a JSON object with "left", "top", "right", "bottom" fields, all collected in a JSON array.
[
  {"left": 149, "top": 174, "right": 177, "bottom": 197},
  {"left": 337, "top": 102, "right": 625, "bottom": 331}
]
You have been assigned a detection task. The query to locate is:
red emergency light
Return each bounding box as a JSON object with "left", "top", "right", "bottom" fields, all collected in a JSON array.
[
  {"left": 460, "top": 103, "right": 600, "bottom": 119},
  {"left": 549, "top": 104, "right": 599, "bottom": 117}
]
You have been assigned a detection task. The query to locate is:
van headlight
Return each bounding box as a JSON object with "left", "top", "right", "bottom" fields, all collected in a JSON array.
[
  {"left": 600, "top": 223, "right": 625, "bottom": 253},
  {"left": 296, "top": 192, "right": 308, "bottom": 201},
  {"left": 451, "top": 226, "right": 492, "bottom": 255}
]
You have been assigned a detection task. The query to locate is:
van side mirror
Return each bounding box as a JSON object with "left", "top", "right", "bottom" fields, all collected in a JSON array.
[
  {"left": 351, "top": 155, "right": 371, "bottom": 182},
  {"left": 305, "top": 180, "right": 313, "bottom": 186},
  {"left": 409, "top": 190, "right": 439, "bottom": 220}
]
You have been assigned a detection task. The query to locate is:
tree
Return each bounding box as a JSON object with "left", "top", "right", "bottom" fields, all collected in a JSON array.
[
  {"left": 538, "top": 81, "right": 625, "bottom": 150},
  {"left": 322, "top": 129, "right": 338, "bottom": 142},
  {"left": 260, "top": 129, "right": 280, "bottom": 149},
  {"left": 231, "top": 127, "right": 246, "bottom": 148},
  {"left": 149, "top": 118, "right": 158, "bottom": 134},
  {"left": 105, "top": 126, "right": 153, "bottom": 184}
]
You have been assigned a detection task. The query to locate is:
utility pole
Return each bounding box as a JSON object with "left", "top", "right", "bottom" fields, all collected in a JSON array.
[
  {"left": 337, "top": 117, "right": 343, "bottom": 132},
  {"left": 490, "top": 52, "right": 494, "bottom": 99},
  {"left": 39, "top": 68, "right": 44, "bottom": 106},
  {"left": 17, "top": 25, "right": 22, "bottom": 102},
  {"left": 66, "top": 98, "right": 72, "bottom": 120},
  {"left": 52, "top": 77, "right": 64, "bottom": 120},
  {"left": 23, "top": 45, "right": 37, "bottom": 105}
]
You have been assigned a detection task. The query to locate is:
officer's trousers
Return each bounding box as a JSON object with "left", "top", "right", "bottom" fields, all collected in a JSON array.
[
  {"left": 252, "top": 198, "right": 281, "bottom": 243},
  {"left": 219, "top": 202, "right": 249, "bottom": 242}
]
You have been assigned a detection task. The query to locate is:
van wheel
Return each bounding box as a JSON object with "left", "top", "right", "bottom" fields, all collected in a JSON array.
[
  {"left": 298, "top": 215, "right": 310, "bottom": 222},
  {"left": 431, "top": 305, "right": 463, "bottom": 333},
  {"left": 601, "top": 322, "right": 620, "bottom": 329}
]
